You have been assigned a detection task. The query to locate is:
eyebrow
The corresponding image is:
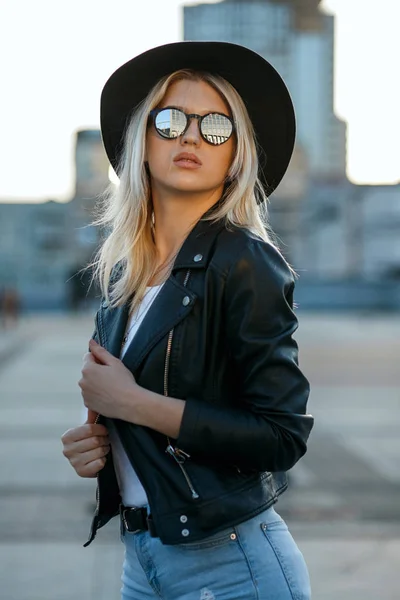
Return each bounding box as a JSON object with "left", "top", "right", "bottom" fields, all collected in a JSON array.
[{"left": 158, "top": 104, "right": 229, "bottom": 116}]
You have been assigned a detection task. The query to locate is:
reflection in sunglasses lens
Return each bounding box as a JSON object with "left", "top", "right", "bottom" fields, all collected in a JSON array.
[
  {"left": 155, "top": 109, "right": 186, "bottom": 138},
  {"left": 201, "top": 114, "right": 233, "bottom": 145},
  {"left": 154, "top": 109, "right": 233, "bottom": 145}
]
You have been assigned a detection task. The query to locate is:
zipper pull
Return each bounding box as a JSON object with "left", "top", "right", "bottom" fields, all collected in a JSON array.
[
  {"left": 166, "top": 444, "right": 175, "bottom": 456},
  {"left": 166, "top": 444, "right": 191, "bottom": 463},
  {"left": 166, "top": 444, "right": 179, "bottom": 460},
  {"left": 166, "top": 444, "right": 199, "bottom": 500},
  {"left": 175, "top": 447, "right": 191, "bottom": 461}
]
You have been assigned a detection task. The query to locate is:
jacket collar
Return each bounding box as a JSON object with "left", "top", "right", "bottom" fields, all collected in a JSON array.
[{"left": 172, "top": 215, "right": 225, "bottom": 271}]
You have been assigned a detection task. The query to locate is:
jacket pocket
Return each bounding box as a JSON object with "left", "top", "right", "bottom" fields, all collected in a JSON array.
[
  {"left": 177, "top": 526, "right": 238, "bottom": 551},
  {"left": 260, "top": 519, "right": 311, "bottom": 599}
]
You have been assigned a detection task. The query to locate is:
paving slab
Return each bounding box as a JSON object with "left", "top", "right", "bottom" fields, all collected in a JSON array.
[
  {"left": 1, "top": 311, "right": 400, "bottom": 599},
  {"left": 299, "top": 538, "right": 400, "bottom": 600},
  {"left": 0, "top": 541, "right": 123, "bottom": 600}
]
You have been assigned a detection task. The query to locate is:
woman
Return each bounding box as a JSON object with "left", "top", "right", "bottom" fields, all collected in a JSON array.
[{"left": 62, "top": 41, "right": 314, "bottom": 599}]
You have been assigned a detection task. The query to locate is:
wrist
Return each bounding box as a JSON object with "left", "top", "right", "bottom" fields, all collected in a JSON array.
[
  {"left": 118, "top": 384, "right": 185, "bottom": 438},
  {"left": 119, "top": 383, "right": 150, "bottom": 424}
]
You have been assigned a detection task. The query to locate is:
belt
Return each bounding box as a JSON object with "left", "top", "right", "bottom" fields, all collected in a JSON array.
[{"left": 119, "top": 505, "right": 157, "bottom": 537}]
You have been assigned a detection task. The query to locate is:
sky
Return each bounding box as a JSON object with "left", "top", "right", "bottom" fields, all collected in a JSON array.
[{"left": 0, "top": 0, "right": 399, "bottom": 202}]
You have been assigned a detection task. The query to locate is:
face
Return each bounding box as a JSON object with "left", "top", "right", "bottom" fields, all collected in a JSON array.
[{"left": 146, "top": 79, "right": 235, "bottom": 199}]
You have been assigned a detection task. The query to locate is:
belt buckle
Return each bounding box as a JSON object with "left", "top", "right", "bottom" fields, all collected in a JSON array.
[{"left": 122, "top": 507, "right": 142, "bottom": 534}]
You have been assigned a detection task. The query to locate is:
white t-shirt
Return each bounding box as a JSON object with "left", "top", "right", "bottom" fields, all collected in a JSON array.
[{"left": 107, "top": 283, "right": 164, "bottom": 507}]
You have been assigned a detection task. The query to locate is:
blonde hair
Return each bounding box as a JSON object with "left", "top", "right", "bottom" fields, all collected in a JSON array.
[{"left": 93, "top": 69, "right": 280, "bottom": 311}]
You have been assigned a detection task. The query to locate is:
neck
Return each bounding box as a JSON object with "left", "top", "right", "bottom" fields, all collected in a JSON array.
[{"left": 151, "top": 186, "right": 223, "bottom": 264}]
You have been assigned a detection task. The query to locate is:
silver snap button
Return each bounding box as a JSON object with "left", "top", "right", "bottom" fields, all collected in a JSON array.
[
  {"left": 101, "top": 301, "right": 108, "bottom": 308},
  {"left": 181, "top": 528, "right": 190, "bottom": 537},
  {"left": 182, "top": 296, "right": 190, "bottom": 307},
  {"left": 180, "top": 515, "right": 188, "bottom": 523},
  {"left": 193, "top": 253, "right": 203, "bottom": 262},
  {"left": 230, "top": 533, "right": 237, "bottom": 540}
]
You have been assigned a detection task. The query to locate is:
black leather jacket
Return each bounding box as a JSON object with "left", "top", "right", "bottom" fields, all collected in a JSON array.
[{"left": 84, "top": 216, "right": 313, "bottom": 547}]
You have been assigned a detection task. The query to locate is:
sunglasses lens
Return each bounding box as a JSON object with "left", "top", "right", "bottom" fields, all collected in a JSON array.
[
  {"left": 201, "top": 114, "right": 233, "bottom": 145},
  {"left": 154, "top": 108, "right": 187, "bottom": 139}
]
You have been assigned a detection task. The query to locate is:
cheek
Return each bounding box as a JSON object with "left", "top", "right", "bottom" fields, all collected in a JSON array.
[
  {"left": 146, "top": 136, "right": 170, "bottom": 172},
  {"left": 145, "top": 132, "right": 157, "bottom": 164},
  {"left": 213, "top": 144, "right": 234, "bottom": 177}
]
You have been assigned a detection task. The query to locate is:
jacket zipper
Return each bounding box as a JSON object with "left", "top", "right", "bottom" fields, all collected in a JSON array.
[
  {"left": 84, "top": 312, "right": 103, "bottom": 546},
  {"left": 164, "top": 269, "right": 199, "bottom": 500},
  {"left": 92, "top": 313, "right": 103, "bottom": 526}
]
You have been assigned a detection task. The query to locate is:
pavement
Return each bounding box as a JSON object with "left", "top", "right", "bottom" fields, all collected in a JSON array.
[{"left": 0, "top": 311, "right": 400, "bottom": 600}]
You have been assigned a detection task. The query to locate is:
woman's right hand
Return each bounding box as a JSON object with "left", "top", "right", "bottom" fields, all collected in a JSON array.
[{"left": 61, "top": 410, "right": 110, "bottom": 478}]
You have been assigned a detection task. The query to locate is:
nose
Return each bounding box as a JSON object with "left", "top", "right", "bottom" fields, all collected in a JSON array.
[{"left": 180, "top": 116, "right": 201, "bottom": 146}]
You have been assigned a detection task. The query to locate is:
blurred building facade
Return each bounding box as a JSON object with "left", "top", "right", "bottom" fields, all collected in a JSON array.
[
  {"left": 293, "top": 181, "right": 400, "bottom": 309},
  {"left": 1, "top": 132, "right": 399, "bottom": 310},
  {"left": 184, "top": 0, "right": 347, "bottom": 182},
  {"left": 182, "top": 0, "right": 400, "bottom": 309},
  {"left": 0, "top": 130, "right": 109, "bottom": 310},
  {"left": 1, "top": 4, "right": 400, "bottom": 310}
]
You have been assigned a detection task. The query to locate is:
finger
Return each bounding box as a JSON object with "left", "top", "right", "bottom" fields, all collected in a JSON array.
[
  {"left": 76, "top": 457, "right": 107, "bottom": 478},
  {"left": 70, "top": 445, "right": 110, "bottom": 468},
  {"left": 82, "top": 352, "right": 96, "bottom": 368},
  {"left": 89, "top": 339, "right": 115, "bottom": 366},
  {"left": 61, "top": 424, "right": 108, "bottom": 444},
  {"left": 65, "top": 436, "right": 110, "bottom": 456}
]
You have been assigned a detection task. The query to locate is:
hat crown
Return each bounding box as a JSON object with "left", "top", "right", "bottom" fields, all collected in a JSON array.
[{"left": 101, "top": 41, "right": 295, "bottom": 197}]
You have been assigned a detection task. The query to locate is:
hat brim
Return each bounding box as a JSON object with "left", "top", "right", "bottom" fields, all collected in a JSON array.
[{"left": 100, "top": 41, "right": 295, "bottom": 197}]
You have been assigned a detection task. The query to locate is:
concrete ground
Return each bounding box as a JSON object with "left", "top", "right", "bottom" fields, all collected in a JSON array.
[{"left": 0, "top": 311, "right": 399, "bottom": 600}]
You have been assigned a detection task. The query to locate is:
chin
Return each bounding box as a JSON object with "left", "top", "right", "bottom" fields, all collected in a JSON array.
[
  {"left": 172, "top": 176, "right": 223, "bottom": 193},
  {"left": 177, "top": 186, "right": 219, "bottom": 196},
  {"left": 152, "top": 173, "right": 224, "bottom": 196}
]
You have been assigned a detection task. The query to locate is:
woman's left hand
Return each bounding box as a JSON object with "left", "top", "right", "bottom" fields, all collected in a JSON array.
[{"left": 79, "top": 339, "right": 137, "bottom": 420}]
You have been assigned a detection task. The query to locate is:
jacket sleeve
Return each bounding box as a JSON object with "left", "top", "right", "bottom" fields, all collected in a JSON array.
[{"left": 176, "top": 239, "right": 314, "bottom": 472}]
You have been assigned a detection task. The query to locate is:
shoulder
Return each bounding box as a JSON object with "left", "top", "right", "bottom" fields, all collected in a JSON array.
[{"left": 212, "top": 224, "right": 295, "bottom": 290}]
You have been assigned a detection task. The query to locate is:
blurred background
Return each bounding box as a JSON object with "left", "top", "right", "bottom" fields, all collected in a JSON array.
[{"left": 0, "top": 1, "right": 399, "bottom": 599}]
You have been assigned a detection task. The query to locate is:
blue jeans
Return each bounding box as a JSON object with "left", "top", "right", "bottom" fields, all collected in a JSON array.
[{"left": 120, "top": 506, "right": 311, "bottom": 599}]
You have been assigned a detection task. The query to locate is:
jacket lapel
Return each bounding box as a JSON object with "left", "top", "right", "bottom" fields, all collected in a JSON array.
[
  {"left": 120, "top": 275, "right": 196, "bottom": 374},
  {"left": 97, "top": 214, "right": 225, "bottom": 374},
  {"left": 97, "top": 302, "right": 129, "bottom": 357}
]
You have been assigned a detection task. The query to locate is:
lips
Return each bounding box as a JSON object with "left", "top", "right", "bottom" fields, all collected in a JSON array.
[{"left": 173, "top": 152, "right": 202, "bottom": 166}]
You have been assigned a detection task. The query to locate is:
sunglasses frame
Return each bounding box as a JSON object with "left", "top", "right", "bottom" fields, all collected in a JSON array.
[{"left": 149, "top": 106, "right": 235, "bottom": 146}]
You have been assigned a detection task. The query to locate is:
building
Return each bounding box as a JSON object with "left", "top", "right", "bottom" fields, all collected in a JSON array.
[
  {"left": 291, "top": 181, "right": 400, "bottom": 310},
  {"left": 0, "top": 130, "right": 109, "bottom": 310},
  {"left": 183, "top": 0, "right": 347, "bottom": 182},
  {"left": 356, "top": 184, "right": 400, "bottom": 281},
  {"left": 0, "top": 125, "right": 399, "bottom": 311},
  {"left": 0, "top": 201, "right": 72, "bottom": 309},
  {"left": 293, "top": 181, "right": 400, "bottom": 281}
]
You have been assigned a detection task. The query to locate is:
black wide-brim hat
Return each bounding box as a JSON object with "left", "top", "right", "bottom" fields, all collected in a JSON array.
[{"left": 101, "top": 41, "right": 295, "bottom": 196}]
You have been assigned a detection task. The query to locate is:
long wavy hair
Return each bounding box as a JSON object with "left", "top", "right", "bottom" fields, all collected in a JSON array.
[{"left": 93, "top": 69, "right": 281, "bottom": 311}]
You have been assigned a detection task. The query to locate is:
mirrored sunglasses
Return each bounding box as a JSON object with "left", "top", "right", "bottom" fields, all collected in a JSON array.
[{"left": 149, "top": 106, "right": 235, "bottom": 146}]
